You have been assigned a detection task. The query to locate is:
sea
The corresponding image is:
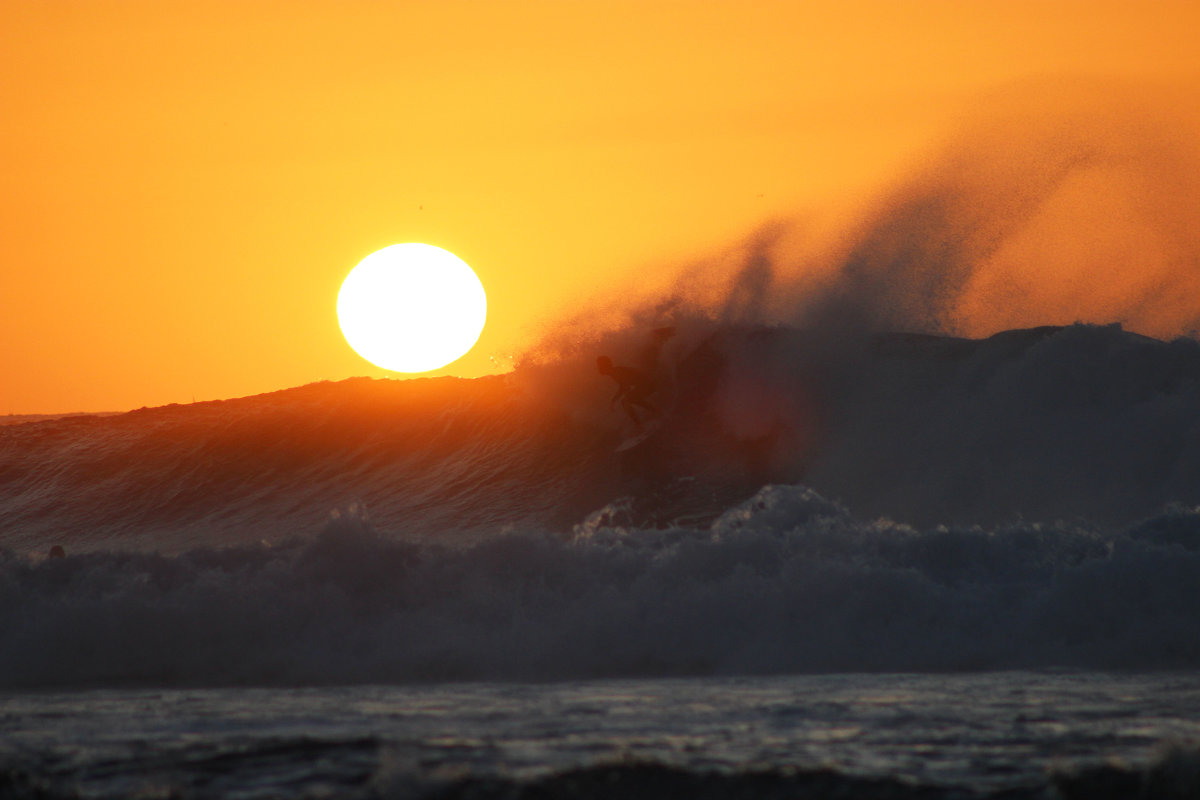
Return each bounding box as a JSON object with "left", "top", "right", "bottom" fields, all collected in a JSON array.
[{"left": 4, "top": 320, "right": 1200, "bottom": 798}]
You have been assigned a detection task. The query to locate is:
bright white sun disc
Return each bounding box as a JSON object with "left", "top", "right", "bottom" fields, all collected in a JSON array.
[{"left": 337, "top": 243, "right": 487, "bottom": 372}]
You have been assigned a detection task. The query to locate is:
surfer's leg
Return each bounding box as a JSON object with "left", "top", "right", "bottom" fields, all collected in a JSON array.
[
  {"left": 631, "top": 395, "right": 659, "bottom": 419},
  {"left": 627, "top": 385, "right": 658, "bottom": 419},
  {"left": 621, "top": 397, "right": 643, "bottom": 429}
]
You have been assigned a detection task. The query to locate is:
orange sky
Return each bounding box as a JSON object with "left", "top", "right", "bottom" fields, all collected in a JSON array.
[{"left": 3, "top": 0, "right": 1198, "bottom": 413}]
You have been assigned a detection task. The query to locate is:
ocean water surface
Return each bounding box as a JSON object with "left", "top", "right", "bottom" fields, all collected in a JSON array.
[{"left": 4, "top": 672, "right": 1200, "bottom": 799}]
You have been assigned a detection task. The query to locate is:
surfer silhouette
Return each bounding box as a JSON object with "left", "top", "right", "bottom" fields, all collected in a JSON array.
[{"left": 597, "top": 356, "right": 659, "bottom": 431}]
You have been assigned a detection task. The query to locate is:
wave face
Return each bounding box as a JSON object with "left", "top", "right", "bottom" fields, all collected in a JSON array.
[
  {"left": 0, "top": 375, "right": 617, "bottom": 553},
  {"left": 5, "top": 320, "right": 1200, "bottom": 686}
]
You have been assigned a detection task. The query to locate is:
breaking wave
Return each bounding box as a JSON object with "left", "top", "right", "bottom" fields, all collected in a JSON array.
[
  {"left": 5, "top": 79, "right": 1200, "bottom": 688},
  {"left": 3, "top": 479, "right": 1200, "bottom": 688}
]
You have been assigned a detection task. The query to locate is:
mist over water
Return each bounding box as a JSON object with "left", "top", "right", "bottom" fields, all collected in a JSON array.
[{"left": 590, "top": 78, "right": 1200, "bottom": 343}]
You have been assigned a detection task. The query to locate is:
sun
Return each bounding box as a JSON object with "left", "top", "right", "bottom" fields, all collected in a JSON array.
[{"left": 337, "top": 243, "right": 487, "bottom": 373}]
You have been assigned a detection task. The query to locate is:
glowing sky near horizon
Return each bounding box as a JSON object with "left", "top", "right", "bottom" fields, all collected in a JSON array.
[{"left": 2, "top": 0, "right": 1198, "bottom": 413}]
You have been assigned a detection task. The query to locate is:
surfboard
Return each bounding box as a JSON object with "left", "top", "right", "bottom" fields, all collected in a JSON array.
[{"left": 615, "top": 419, "right": 664, "bottom": 452}]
